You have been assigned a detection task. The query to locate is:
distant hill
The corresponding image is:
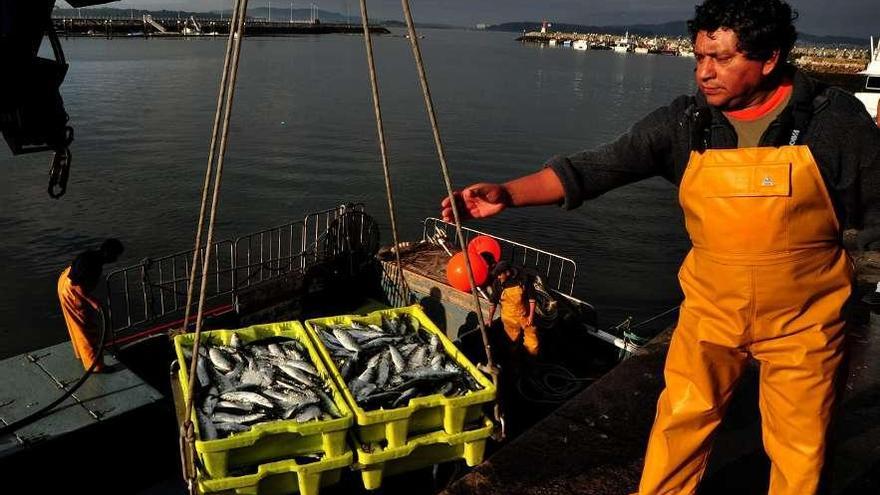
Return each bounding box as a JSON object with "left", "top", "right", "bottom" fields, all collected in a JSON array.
[
  {"left": 382, "top": 20, "right": 458, "bottom": 30},
  {"left": 487, "top": 21, "right": 867, "bottom": 47}
]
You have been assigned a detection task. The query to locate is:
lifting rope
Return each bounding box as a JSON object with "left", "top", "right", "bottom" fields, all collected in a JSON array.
[
  {"left": 399, "top": 0, "right": 505, "bottom": 438},
  {"left": 178, "top": 0, "right": 249, "bottom": 492},
  {"left": 357, "top": 0, "right": 411, "bottom": 305}
]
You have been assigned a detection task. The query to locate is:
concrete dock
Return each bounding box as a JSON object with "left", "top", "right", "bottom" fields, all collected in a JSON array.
[{"left": 442, "top": 294, "right": 880, "bottom": 494}]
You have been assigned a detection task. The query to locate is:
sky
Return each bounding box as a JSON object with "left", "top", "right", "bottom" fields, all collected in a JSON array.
[{"left": 72, "top": 0, "right": 879, "bottom": 38}]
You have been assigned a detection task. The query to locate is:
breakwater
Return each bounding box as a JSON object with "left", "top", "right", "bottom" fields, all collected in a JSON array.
[{"left": 53, "top": 16, "right": 390, "bottom": 38}]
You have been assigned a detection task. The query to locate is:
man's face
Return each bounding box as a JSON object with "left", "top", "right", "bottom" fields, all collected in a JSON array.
[
  {"left": 694, "top": 29, "right": 779, "bottom": 111},
  {"left": 497, "top": 270, "right": 510, "bottom": 283}
]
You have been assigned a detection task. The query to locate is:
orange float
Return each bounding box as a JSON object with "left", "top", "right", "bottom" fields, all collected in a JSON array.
[
  {"left": 446, "top": 251, "right": 489, "bottom": 291},
  {"left": 467, "top": 235, "right": 501, "bottom": 266}
]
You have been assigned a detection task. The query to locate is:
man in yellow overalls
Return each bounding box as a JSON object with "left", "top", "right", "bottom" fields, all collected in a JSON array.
[
  {"left": 441, "top": 0, "right": 880, "bottom": 492},
  {"left": 57, "top": 239, "right": 124, "bottom": 372},
  {"left": 485, "top": 261, "right": 539, "bottom": 357}
]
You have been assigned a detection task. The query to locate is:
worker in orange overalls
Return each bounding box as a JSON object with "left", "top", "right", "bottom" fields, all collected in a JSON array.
[
  {"left": 486, "top": 261, "right": 539, "bottom": 357},
  {"left": 441, "top": 0, "right": 880, "bottom": 492},
  {"left": 58, "top": 239, "right": 124, "bottom": 372}
]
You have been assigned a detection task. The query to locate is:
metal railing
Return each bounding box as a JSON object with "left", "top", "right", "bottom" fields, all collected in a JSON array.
[
  {"left": 104, "top": 240, "right": 235, "bottom": 332},
  {"left": 422, "top": 217, "right": 578, "bottom": 295},
  {"left": 105, "top": 204, "right": 364, "bottom": 334}
]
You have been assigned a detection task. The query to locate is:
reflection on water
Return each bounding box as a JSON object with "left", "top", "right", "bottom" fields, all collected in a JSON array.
[{"left": 0, "top": 29, "right": 698, "bottom": 357}]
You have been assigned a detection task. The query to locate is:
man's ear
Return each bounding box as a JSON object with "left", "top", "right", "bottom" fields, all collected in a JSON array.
[{"left": 762, "top": 49, "right": 781, "bottom": 76}]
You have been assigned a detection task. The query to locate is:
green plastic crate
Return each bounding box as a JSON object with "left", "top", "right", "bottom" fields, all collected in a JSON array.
[
  {"left": 173, "top": 321, "right": 354, "bottom": 479},
  {"left": 198, "top": 451, "right": 353, "bottom": 495},
  {"left": 352, "top": 418, "right": 494, "bottom": 490},
  {"left": 304, "top": 305, "right": 496, "bottom": 449}
]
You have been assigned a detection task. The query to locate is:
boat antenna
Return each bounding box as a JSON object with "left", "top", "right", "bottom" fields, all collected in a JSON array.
[
  {"left": 177, "top": 0, "right": 249, "bottom": 492},
  {"left": 398, "top": 0, "right": 506, "bottom": 438},
  {"left": 356, "top": 0, "right": 411, "bottom": 305}
]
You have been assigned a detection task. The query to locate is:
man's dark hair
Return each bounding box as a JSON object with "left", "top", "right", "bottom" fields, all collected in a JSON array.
[
  {"left": 68, "top": 250, "right": 103, "bottom": 289},
  {"left": 688, "top": 0, "right": 798, "bottom": 63},
  {"left": 99, "top": 238, "right": 124, "bottom": 264}
]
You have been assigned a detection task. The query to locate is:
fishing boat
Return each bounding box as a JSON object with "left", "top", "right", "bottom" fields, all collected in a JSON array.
[
  {"left": 612, "top": 32, "right": 632, "bottom": 53},
  {"left": 572, "top": 39, "right": 589, "bottom": 51},
  {"left": 0, "top": 4, "right": 634, "bottom": 492},
  {"left": 855, "top": 36, "right": 880, "bottom": 119}
]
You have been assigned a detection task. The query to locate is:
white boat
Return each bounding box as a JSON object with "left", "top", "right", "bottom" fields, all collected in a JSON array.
[
  {"left": 679, "top": 49, "right": 695, "bottom": 58},
  {"left": 572, "top": 39, "right": 589, "bottom": 51},
  {"left": 634, "top": 47, "right": 649, "bottom": 55},
  {"left": 613, "top": 32, "right": 631, "bottom": 53},
  {"left": 548, "top": 39, "right": 557, "bottom": 46},
  {"left": 855, "top": 36, "right": 880, "bottom": 120}
]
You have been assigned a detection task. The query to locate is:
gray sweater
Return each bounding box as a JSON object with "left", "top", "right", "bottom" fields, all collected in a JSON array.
[{"left": 547, "top": 68, "right": 880, "bottom": 250}]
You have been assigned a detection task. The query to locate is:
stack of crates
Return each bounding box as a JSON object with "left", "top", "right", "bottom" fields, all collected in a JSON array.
[
  {"left": 173, "top": 322, "right": 355, "bottom": 495},
  {"left": 304, "top": 305, "right": 497, "bottom": 490}
]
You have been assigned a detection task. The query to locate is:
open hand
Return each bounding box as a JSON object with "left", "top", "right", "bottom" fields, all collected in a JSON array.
[{"left": 440, "top": 183, "right": 511, "bottom": 222}]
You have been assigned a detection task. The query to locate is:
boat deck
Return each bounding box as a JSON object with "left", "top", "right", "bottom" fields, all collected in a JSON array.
[{"left": 0, "top": 342, "right": 163, "bottom": 458}]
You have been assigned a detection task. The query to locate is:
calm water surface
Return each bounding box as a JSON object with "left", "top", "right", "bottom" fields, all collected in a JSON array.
[{"left": 0, "top": 29, "right": 697, "bottom": 358}]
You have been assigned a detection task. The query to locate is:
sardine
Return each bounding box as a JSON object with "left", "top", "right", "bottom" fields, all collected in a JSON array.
[
  {"left": 392, "top": 387, "right": 419, "bottom": 408},
  {"left": 219, "top": 391, "right": 274, "bottom": 409},
  {"left": 209, "top": 348, "right": 234, "bottom": 373},
  {"left": 217, "top": 399, "right": 256, "bottom": 411},
  {"left": 277, "top": 364, "right": 318, "bottom": 387},
  {"left": 286, "top": 360, "right": 319, "bottom": 376},
  {"left": 211, "top": 412, "right": 266, "bottom": 425},
  {"left": 197, "top": 409, "right": 218, "bottom": 440},
  {"left": 333, "top": 328, "right": 361, "bottom": 352},
  {"left": 388, "top": 346, "right": 406, "bottom": 373},
  {"left": 214, "top": 422, "right": 250, "bottom": 433},
  {"left": 375, "top": 353, "right": 391, "bottom": 389},
  {"left": 294, "top": 405, "right": 323, "bottom": 422}
]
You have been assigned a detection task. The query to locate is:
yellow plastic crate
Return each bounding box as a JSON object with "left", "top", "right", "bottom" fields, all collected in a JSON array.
[
  {"left": 304, "top": 305, "right": 496, "bottom": 449},
  {"left": 352, "top": 418, "right": 494, "bottom": 490},
  {"left": 173, "top": 322, "right": 354, "bottom": 479},
  {"left": 198, "top": 451, "right": 353, "bottom": 495}
]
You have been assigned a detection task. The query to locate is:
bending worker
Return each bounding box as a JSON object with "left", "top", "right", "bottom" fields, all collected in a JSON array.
[
  {"left": 485, "top": 261, "right": 539, "bottom": 358},
  {"left": 441, "top": 0, "right": 880, "bottom": 493},
  {"left": 57, "top": 239, "right": 124, "bottom": 372}
]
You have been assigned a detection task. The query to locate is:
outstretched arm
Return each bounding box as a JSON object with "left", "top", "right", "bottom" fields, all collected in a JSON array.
[
  {"left": 440, "top": 168, "right": 564, "bottom": 222},
  {"left": 440, "top": 99, "right": 687, "bottom": 222}
]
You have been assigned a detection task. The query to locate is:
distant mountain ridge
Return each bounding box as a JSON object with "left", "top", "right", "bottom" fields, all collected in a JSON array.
[{"left": 487, "top": 21, "right": 867, "bottom": 47}]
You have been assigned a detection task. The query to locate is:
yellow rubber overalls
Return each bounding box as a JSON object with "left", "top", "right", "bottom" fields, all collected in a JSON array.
[
  {"left": 637, "top": 145, "right": 852, "bottom": 494},
  {"left": 500, "top": 284, "right": 539, "bottom": 356},
  {"left": 58, "top": 266, "right": 103, "bottom": 371}
]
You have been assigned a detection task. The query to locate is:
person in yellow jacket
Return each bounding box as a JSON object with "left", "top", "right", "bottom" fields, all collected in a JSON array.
[
  {"left": 486, "top": 261, "right": 539, "bottom": 357},
  {"left": 57, "top": 239, "right": 124, "bottom": 372},
  {"left": 441, "top": 0, "right": 880, "bottom": 493}
]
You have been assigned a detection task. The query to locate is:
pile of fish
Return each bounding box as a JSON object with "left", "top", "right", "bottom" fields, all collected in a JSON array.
[
  {"left": 311, "top": 314, "right": 482, "bottom": 411},
  {"left": 181, "top": 333, "right": 342, "bottom": 440}
]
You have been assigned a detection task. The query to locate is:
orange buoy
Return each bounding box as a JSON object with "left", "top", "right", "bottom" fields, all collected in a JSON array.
[
  {"left": 446, "top": 251, "right": 489, "bottom": 291},
  {"left": 468, "top": 235, "right": 501, "bottom": 266}
]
